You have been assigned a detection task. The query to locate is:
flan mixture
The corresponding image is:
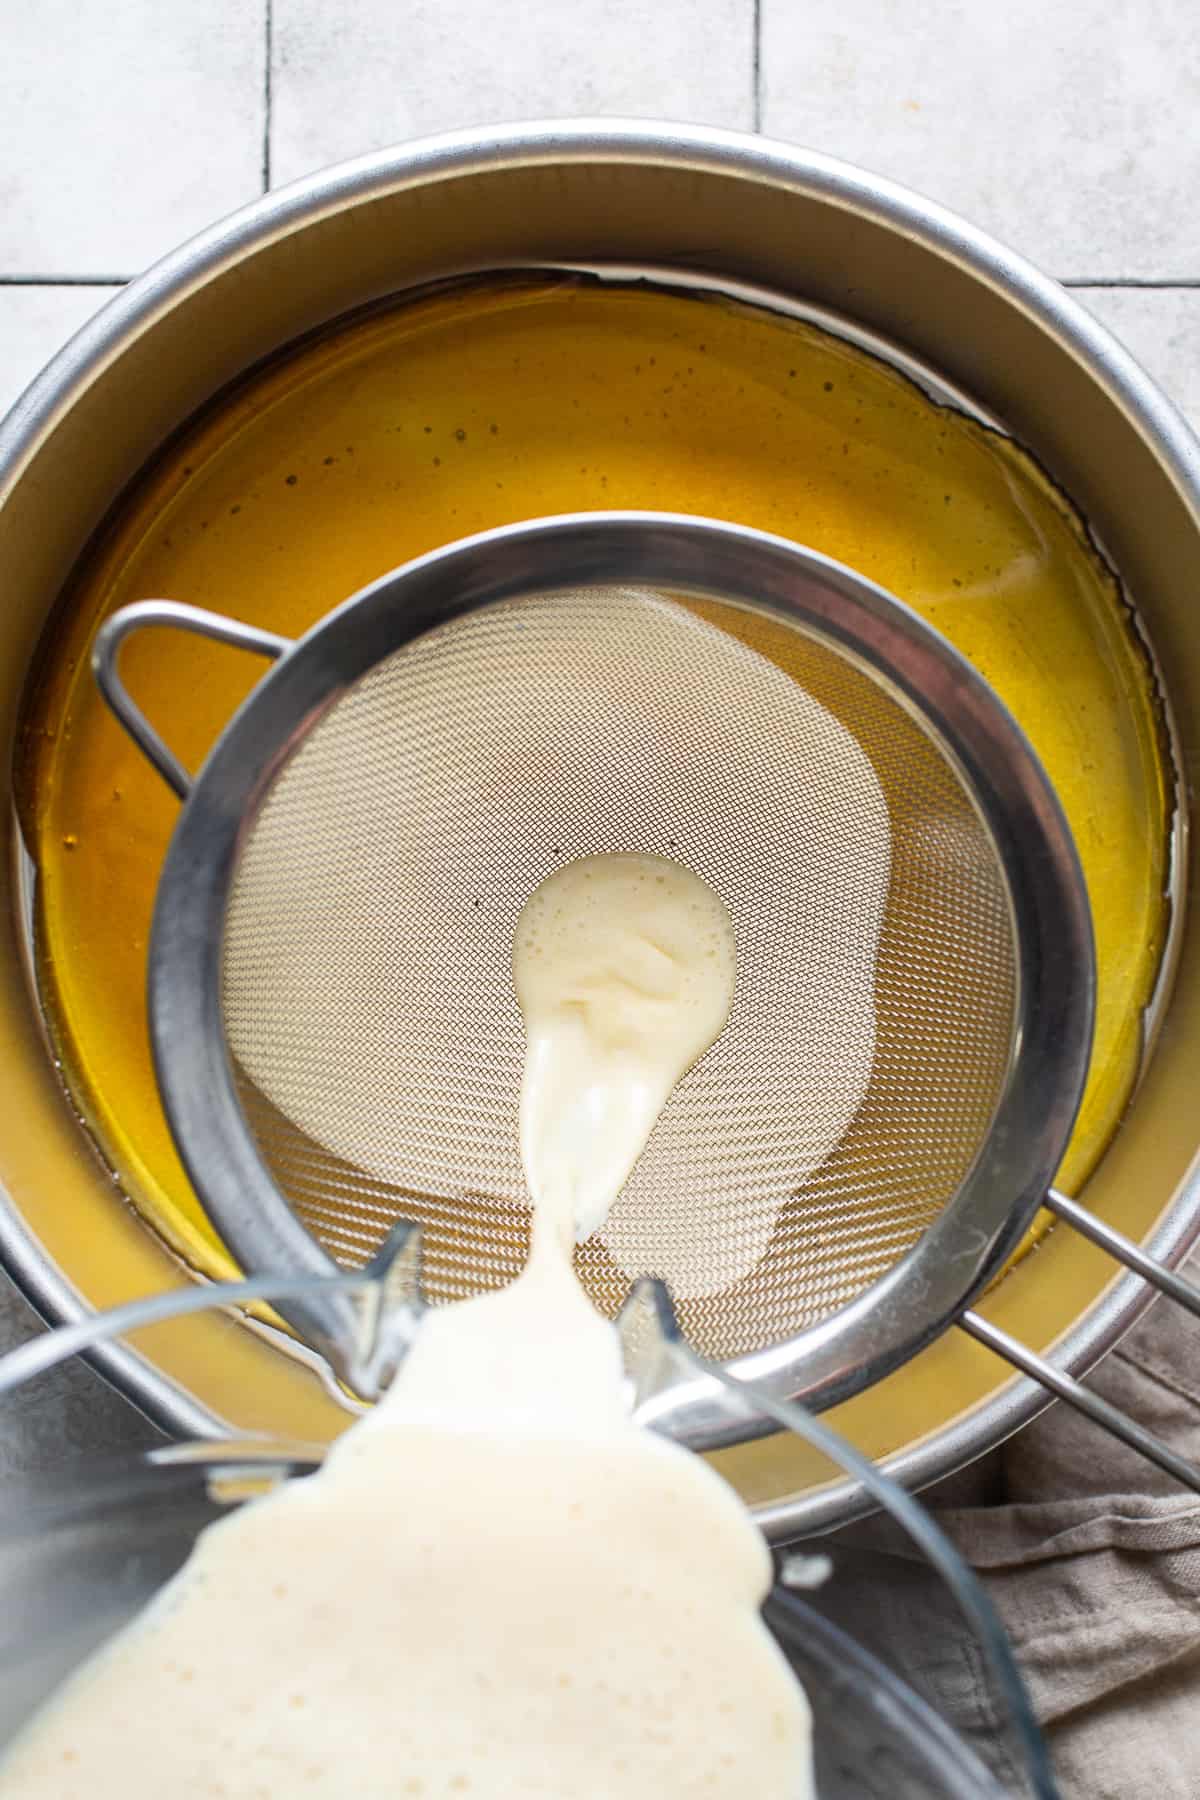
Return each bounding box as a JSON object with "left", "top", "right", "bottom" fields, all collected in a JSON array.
[{"left": 0, "top": 855, "right": 815, "bottom": 1798}]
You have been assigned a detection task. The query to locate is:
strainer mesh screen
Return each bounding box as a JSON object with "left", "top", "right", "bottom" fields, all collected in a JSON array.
[{"left": 222, "top": 587, "right": 1017, "bottom": 1361}]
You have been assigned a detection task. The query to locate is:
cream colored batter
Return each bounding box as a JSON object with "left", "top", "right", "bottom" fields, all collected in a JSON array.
[
  {"left": 0, "top": 853, "right": 813, "bottom": 1798},
  {"left": 514, "top": 853, "right": 737, "bottom": 1245}
]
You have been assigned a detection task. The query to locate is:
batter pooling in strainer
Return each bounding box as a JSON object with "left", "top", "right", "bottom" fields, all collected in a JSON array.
[
  {"left": 514, "top": 852, "right": 738, "bottom": 1246},
  {"left": 0, "top": 853, "right": 813, "bottom": 1799}
]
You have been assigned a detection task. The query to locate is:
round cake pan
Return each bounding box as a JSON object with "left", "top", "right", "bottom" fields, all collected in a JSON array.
[{"left": 2, "top": 121, "right": 1198, "bottom": 1538}]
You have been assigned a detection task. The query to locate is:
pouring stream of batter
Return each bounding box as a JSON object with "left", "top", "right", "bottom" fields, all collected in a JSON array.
[{"left": 0, "top": 852, "right": 813, "bottom": 1799}]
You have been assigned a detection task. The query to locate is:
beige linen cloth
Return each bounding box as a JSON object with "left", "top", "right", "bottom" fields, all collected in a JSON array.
[{"left": 814, "top": 1248, "right": 1200, "bottom": 1798}]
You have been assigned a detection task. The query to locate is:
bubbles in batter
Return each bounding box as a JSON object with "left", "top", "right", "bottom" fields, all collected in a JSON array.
[{"left": 514, "top": 853, "right": 737, "bottom": 1245}]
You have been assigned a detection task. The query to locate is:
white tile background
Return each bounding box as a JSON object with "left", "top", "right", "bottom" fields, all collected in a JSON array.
[
  {"left": 271, "top": 0, "right": 753, "bottom": 184},
  {"left": 2, "top": 1, "right": 1197, "bottom": 428},
  {"left": 761, "top": 0, "right": 1200, "bottom": 279},
  {"left": 0, "top": 0, "right": 1198, "bottom": 1456}
]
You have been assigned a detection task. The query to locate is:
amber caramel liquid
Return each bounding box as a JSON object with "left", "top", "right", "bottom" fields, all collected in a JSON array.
[{"left": 17, "top": 275, "right": 1171, "bottom": 1281}]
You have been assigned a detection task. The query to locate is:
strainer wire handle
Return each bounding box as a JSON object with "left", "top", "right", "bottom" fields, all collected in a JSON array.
[
  {"left": 1044, "top": 1188, "right": 1200, "bottom": 1319},
  {"left": 92, "top": 599, "right": 292, "bottom": 800},
  {"left": 957, "top": 1185, "right": 1200, "bottom": 1496},
  {"left": 959, "top": 1311, "right": 1200, "bottom": 1496}
]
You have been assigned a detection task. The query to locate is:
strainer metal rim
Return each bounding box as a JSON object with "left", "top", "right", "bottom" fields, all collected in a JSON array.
[{"left": 143, "top": 511, "right": 1095, "bottom": 1445}]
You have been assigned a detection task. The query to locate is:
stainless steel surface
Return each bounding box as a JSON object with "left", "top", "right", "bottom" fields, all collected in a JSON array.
[
  {"left": 116, "top": 512, "right": 1094, "bottom": 1441},
  {"left": 1, "top": 120, "right": 1198, "bottom": 1533}
]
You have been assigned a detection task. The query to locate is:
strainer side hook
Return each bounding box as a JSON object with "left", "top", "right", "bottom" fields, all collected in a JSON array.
[{"left": 93, "top": 600, "right": 291, "bottom": 799}]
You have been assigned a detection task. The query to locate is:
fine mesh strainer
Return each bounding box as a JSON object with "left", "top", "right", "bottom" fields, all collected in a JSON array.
[{"left": 95, "top": 512, "right": 1095, "bottom": 1450}]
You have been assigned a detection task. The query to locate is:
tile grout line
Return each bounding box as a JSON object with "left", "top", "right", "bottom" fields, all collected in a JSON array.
[
  {"left": 262, "top": 0, "right": 274, "bottom": 193},
  {"left": 0, "top": 275, "right": 130, "bottom": 287},
  {"left": 752, "top": 0, "right": 763, "bottom": 132},
  {"left": 1062, "top": 278, "right": 1200, "bottom": 290}
]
